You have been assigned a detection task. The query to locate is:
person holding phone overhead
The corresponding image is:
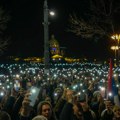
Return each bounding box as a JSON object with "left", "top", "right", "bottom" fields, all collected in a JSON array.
[
  {"left": 59, "top": 89, "right": 84, "bottom": 120},
  {"left": 19, "top": 90, "right": 57, "bottom": 120}
]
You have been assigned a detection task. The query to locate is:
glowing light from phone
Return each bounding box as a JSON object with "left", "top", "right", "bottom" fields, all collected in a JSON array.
[
  {"left": 31, "top": 89, "right": 36, "bottom": 94},
  {"left": 0, "top": 92, "right": 4, "bottom": 96},
  {"left": 108, "top": 92, "right": 112, "bottom": 97}
]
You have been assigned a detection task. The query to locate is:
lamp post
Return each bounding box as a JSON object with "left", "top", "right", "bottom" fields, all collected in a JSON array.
[
  {"left": 111, "top": 34, "right": 120, "bottom": 65},
  {"left": 43, "top": 0, "right": 49, "bottom": 75},
  {"left": 111, "top": 46, "right": 118, "bottom": 60},
  {"left": 111, "top": 34, "right": 120, "bottom": 60},
  {"left": 43, "top": 0, "right": 55, "bottom": 75},
  {"left": 111, "top": 34, "right": 120, "bottom": 45}
]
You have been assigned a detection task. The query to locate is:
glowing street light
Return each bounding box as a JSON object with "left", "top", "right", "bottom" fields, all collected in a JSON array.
[
  {"left": 111, "top": 34, "right": 120, "bottom": 62},
  {"left": 49, "top": 11, "right": 55, "bottom": 16},
  {"left": 111, "top": 46, "right": 118, "bottom": 60},
  {"left": 111, "top": 34, "right": 120, "bottom": 45}
]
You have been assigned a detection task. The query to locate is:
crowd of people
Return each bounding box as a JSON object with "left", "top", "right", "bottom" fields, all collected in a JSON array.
[{"left": 0, "top": 62, "right": 120, "bottom": 120}]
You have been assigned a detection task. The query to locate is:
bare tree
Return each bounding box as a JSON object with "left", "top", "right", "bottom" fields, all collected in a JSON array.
[
  {"left": 68, "top": 0, "right": 120, "bottom": 39},
  {"left": 0, "top": 7, "right": 10, "bottom": 55}
]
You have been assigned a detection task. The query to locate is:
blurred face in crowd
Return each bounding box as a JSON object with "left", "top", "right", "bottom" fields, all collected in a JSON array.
[
  {"left": 114, "top": 108, "right": 120, "bottom": 118},
  {"left": 41, "top": 104, "right": 52, "bottom": 119},
  {"left": 105, "top": 101, "right": 113, "bottom": 111},
  {"left": 97, "top": 94, "right": 103, "bottom": 102}
]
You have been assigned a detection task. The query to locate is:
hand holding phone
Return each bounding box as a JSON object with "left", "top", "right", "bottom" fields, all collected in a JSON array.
[{"left": 29, "top": 86, "right": 40, "bottom": 107}]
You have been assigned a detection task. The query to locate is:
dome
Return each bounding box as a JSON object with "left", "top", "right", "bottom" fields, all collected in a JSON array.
[{"left": 49, "top": 35, "right": 59, "bottom": 48}]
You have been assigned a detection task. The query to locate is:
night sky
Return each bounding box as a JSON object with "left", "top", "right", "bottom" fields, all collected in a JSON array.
[{"left": 0, "top": 0, "right": 120, "bottom": 60}]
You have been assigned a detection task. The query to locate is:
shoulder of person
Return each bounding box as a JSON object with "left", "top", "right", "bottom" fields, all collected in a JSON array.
[
  {"left": 101, "top": 109, "right": 107, "bottom": 117},
  {"left": 89, "top": 109, "right": 96, "bottom": 118}
]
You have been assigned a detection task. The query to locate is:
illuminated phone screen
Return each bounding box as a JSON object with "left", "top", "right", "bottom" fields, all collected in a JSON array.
[{"left": 29, "top": 86, "right": 40, "bottom": 107}]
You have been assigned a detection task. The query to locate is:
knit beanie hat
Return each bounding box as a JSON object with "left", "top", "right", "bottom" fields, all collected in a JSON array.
[{"left": 32, "top": 115, "right": 47, "bottom": 120}]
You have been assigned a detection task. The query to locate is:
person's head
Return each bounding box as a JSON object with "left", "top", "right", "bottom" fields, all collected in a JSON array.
[
  {"left": 0, "top": 111, "right": 11, "bottom": 120},
  {"left": 113, "top": 105, "right": 120, "bottom": 117},
  {"left": 53, "top": 88, "right": 62, "bottom": 102},
  {"left": 97, "top": 94, "right": 103, "bottom": 102},
  {"left": 32, "top": 115, "right": 47, "bottom": 120},
  {"left": 93, "top": 91, "right": 101, "bottom": 101},
  {"left": 37, "top": 101, "right": 52, "bottom": 120},
  {"left": 44, "top": 96, "right": 52, "bottom": 104},
  {"left": 105, "top": 100, "right": 113, "bottom": 111}
]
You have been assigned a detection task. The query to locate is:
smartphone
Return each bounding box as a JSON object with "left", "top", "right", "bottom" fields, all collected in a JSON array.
[
  {"left": 14, "top": 80, "right": 20, "bottom": 91},
  {"left": 29, "top": 86, "right": 40, "bottom": 107},
  {"left": 77, "top": 93, "right": 86, "bottom": 102}
]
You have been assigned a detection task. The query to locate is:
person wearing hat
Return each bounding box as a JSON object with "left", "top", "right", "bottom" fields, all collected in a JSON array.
[
  {"left": 32, "top": 115, "right": 47, "bottom": 120},
  {"left": 101, "top": 100, "right": 114, "bottom": 120},
  {"left": 19, "top": 92, "right": 57, "bottom": 120}
]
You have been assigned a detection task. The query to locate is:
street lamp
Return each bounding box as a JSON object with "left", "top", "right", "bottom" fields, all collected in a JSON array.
[
  {"left": 49, "top": 11, "right": 55, "bottom": 16},
  {"left": 111, "top": 46, "right": 118, "bottom": 60},
  {"left": 111, "top": 34, "right": 120, "bottom": 45},
  {"left": 111, "top": 34, "right": 120, "bottom": 62},
  {"left": 43, "top": 0, "right": 55, "bottom": 75}
]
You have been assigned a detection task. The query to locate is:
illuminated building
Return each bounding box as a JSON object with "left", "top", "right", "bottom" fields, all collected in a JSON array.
[{"left": 49, "top": 35, "right": 60, "bottom": 55}]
